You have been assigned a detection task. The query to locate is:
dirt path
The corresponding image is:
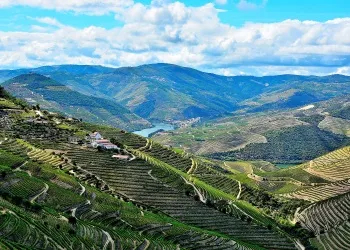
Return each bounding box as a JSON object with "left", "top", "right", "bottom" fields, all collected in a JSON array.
[
  {"left": 102, "top": 230, "right": 115, "bottom": 250},
  {"left": 147, "top": 170, "right": 171, "bottom": 188},
  {"left": 30, "top": 183, "right": 49, "bottom": 203},
  {"left": 71, "top": 200, "right": 90, "bottom": 217},
  {"left": 13, "top": 160, "right": 32, "bottom": 176},
  {"left": 181, "top": 177, "right": 206, "bottom": 203},
  {"left": 187, "top": 159, "right": 196, "bottom": 174},
  {"left": 16, "top": 160, "right": 28, "bottom": 170},
  {"left": 236, "top": 181, "right": 242, "bottom": 200},
  {"left": 79, "top": 183, "right": 86, "bottom": 196},
  {"left": 294, "top": 239, "right": 306, "bottom": 250},
  {"left": 128, "top": 154, "right": 136, "bottom": 161}
]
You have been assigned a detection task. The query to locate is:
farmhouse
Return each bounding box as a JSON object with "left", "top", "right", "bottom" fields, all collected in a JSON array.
[
  {"left": 86, "top": 131, "right": 102, "bottom": 142},
  {"left": 92, "top": 139, "right": 120, "bottom": 150}
]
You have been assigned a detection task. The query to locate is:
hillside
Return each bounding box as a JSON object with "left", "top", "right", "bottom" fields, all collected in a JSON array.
[
  {"left": 0, "top": 89, "right": 309, "bottom": 249},
  {"left": 2, "top": 89, "right": 350, "bottom": 249},
  {"left": 155, "top": 96, "right": 350, "bottom": 163},
  {"left": 1, "top": 64, "right": 350, "bottom": 122},
  {"left": 2, "top": 73, "right": 150, "bottom": 131}
]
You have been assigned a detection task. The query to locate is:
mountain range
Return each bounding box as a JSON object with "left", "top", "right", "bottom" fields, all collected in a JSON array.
[
  {"left": 1, "top": 64, "right": 350, "bottom": 123},
  {"left": 1, "top": 64, "right": 350, "bottom": 162}
]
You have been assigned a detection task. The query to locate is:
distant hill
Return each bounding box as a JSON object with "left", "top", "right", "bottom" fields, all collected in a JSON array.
[
  {"left": 2, "top": 73, "right": 150, "bottom": 131},
  {"left": 155, "top": 95, "right": 350, "bottom": 163},
  {"left": 1, "top": 64, "right": 349, "bottom": 122}
]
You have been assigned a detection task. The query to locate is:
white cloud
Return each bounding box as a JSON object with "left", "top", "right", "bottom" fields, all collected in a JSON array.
[
  {"left": 236, "top": 0, "right": 267, "bottom": 11},
  {"left": 0, "top": 1, "right": 349, "bottom": 76},
  {"left": 0, "top": 0, "right": 134, "bottom": 15},
  {"left": 34, "top": 17, "right": 65, "bottom": 27}
]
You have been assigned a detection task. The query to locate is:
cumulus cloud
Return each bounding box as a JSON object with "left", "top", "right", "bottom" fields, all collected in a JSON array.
[
  {"left": 236, "top": 0, "right": 267, "bottom": 11},
  {"left": 0, "top": 1, "right": 349, "bottom": 75}
]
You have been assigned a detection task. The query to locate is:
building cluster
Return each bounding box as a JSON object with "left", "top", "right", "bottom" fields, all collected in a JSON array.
[{"left": 85, "top": 132, "right": 120, "bottom": 150}]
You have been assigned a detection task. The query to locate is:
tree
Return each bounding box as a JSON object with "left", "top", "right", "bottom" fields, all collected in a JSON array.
[
  {"left": 247, "top": 217, "right": 252, "bottom": 224},
  {"left": 68, "top": 216, "right": 77, "bottom": 225},
  {"left": 0, "top": 86, "right": 7, "bottom": 98},
  {"left": 12, "top": 195, "right": 23, "bottom": 205},
  {"left": 1, "top": 171, "right": 7, "bottom": 179}
]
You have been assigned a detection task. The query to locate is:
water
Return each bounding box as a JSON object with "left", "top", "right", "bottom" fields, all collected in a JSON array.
[{"left": 133, "top": 123, "right": 174, "bottom": 137}]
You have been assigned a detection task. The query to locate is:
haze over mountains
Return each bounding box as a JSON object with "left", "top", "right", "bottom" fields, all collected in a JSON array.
[
  {"left": 1, "top": 64, "right": 350, "bottom": 163},
  {"left": 1, "top": 64, "right": 350, "bottom": 123}
]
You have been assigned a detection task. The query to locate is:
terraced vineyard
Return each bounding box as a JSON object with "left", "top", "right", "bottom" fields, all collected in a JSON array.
[
  {"left": 283, "top": 179, "right": 350, "bottom": 202},
  {"left": 304, "top": 146, "right": 350, "bottom": 181},
  {"left": 0, "top": 139, "right": 248, "bottom": 249},
  {"left": 297, "top": 192, "right": 350, "bottom": 234},
  {"left": 3, "top": 90, "right": 350, "bottom": 249},
  {"left": 316, "top": 221, "right": 350, "bottom": 250},
  {"left": 295, "top": 192, "right": 350, "bottom": 249},
  {"left": 64, "top": 146, "right": 296, "bottom": 249}
]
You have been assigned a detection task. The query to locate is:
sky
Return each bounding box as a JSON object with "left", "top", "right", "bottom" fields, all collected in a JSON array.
[{"left": 0, "top": 0, "right": 349, "bottom": 76}]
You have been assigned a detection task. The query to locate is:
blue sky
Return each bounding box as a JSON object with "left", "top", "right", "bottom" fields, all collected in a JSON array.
[
  {"left": 0, "top": 0, "right": 349, "bottom": 75},
  {"left": 1, "top": 1, "right": 349, "bottom": 31}
]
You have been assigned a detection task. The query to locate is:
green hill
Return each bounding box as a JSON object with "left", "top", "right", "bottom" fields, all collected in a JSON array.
[
  {"left": 2, "top": 73, "right": 150, "bottom": 131},
  {"left": 0, "top": 90, "right": 306, "bottom": 249}
]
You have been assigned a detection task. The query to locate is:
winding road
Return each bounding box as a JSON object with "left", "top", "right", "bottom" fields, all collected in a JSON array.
[
  {"left": 181, "top": 177, "right": 206, "bottom": 203},
  {"left": 30, "top": 183, "right": 49, "bottom": 203}
]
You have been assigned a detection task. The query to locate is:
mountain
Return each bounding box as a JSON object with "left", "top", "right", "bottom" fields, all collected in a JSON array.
[
  {"left": 1, "top": 64, "right": 350, "bottom": 122},
  {"left": 2, "top": 73, "right": 150, "bottom": 131}
]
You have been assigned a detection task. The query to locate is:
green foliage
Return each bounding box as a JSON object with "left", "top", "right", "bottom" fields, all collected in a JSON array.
[
  {"left": 0, "top": 86, "right": 28, "bottom": 109},
  {"left": 0, "top": 150, "right": 26, "bottom": 169},
  {"left": 297, "top": 114, "right": 325, "bottom": 126},
  {"left": 256, "top": 166, "right": 328, "bottom": 184},
  {"left": 210, "top": 125, "right": 350, "bottom": 163}
]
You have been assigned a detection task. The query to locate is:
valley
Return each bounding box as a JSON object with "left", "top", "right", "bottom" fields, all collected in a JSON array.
[
  {"left": 155, "top": 97, "right": 350, "bottom": 163},
  {"left": 0, "top": 83, "right": 350, "bottom": 249},
  {"left": 1, "top": 1, "right": 349, "bottom": 249},
  {"left": 1, "top": 65, "right": 350, "bottom": 165}
]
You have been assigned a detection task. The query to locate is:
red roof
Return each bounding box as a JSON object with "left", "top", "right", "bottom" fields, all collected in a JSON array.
[{"left": 96, "top": 139, "right": 109, "bottom": 143}]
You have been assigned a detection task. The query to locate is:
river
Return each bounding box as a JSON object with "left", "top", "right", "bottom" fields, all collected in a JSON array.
[{"left": 133, "top": 123, "right": 174, "bottom": 137}]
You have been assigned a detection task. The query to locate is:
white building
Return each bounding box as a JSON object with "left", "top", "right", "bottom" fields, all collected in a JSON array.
[
  {"left": 92, "top": 139, "right": 120, "bottom": 150},
  {"left": 86, "top": 132, "right": 102, "bottom": 143}
]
